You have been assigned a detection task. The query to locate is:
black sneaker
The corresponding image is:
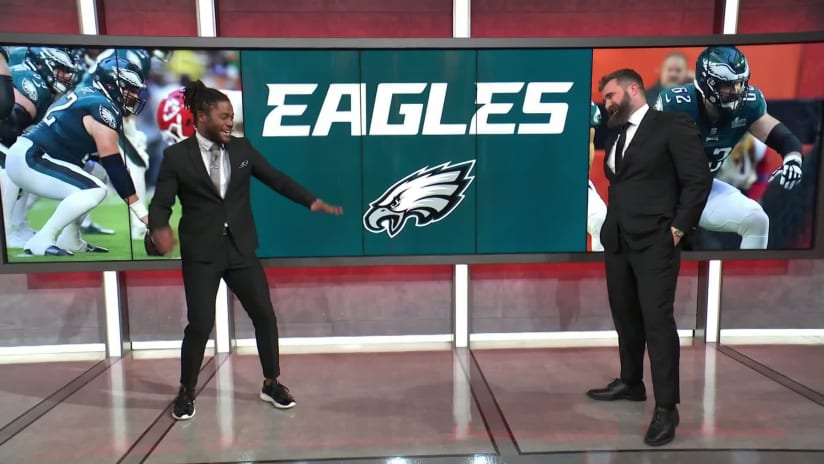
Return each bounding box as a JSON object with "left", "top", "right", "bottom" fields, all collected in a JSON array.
[
  {"left": 171, "top": 387, "right": 195, "bottom": 420},
  {"left": 260, "top": 380, "right": 296, "bottom": 409}
]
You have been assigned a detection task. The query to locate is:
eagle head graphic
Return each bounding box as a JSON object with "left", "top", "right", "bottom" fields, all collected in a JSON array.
[{"left": 363, "top": 160, "right": 476, "bottom": 238}]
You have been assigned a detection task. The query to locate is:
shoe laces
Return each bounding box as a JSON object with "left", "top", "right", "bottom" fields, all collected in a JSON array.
[
  {"left": 264, "top": 380, "right": 284, "bottom": 390},
  {"left": 177, "top": 387, "right": 193, "bottom": 403},
  {"left": 273, "top": 382, "right": 289, "bottom": 394}
]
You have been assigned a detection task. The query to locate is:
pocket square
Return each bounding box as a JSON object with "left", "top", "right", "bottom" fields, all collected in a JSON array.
[{"left": 238, "top": 160, "right": 249, "bottom": 168}]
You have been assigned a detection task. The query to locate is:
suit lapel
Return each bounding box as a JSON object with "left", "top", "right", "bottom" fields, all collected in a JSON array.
[
  {"left": 619, "top": 109, "right": 656, "bottom": 173},
  {"left": 604, "top": 131, "right": 618, "bottom": 181},
  {"left": 185, "top": 136, "right": 220, "bottom": 198},
  {"left": 224, "top": 137, "right": 242, "bottom": 197}
]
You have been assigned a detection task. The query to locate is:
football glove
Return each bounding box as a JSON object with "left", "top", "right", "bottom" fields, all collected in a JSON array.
[{"left": 770, "top": 154, "right": 802, "bottom": 190}]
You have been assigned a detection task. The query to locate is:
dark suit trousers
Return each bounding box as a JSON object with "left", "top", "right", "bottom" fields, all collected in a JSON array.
[
  {"left": 179, "top": 231, "right": 280, "bottom": 392},
  {"left": 604, "top": 229, "right": 681, "bottom": 407}
]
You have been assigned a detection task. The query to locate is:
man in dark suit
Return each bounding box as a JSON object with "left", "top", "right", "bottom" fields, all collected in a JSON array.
[
  {"left": 586, "top": 69, "right": 711, "bottom": 446},
  {"left": 148, "top": 80, "right": 342, "bottom": 421}
]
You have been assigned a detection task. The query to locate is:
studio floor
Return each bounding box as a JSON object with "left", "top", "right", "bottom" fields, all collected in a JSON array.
[{"left": 0, "top": 343, "right": 822, "bottom": 464}]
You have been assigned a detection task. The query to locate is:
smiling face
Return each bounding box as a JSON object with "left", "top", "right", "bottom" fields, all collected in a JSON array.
[
  {"left": 198, "top": 100, "right": 234, "bottom": 144},
  {"left": 601, "top": 78, "right": 637, "bottom": 129}
]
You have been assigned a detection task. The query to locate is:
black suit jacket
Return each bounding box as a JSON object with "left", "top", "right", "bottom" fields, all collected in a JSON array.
[
  {"left": 148, "top": 135, "right": 317, "bottom": 262},
  {"left": 601, "top": 109, "right": 711, "bottom": 252}
]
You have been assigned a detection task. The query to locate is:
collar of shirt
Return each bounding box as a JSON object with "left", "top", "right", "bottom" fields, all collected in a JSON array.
[
  {"left": 627, "top": 103, "right": 649, "bottom": 128},
  {"left": 606, "top": 103, "right": 650, "bottom": 173},
  {"left": 195, "top": 129, "right": 222, "bottom": 153},
  {"left": 194, "top": 129, "right": 231, "bottom": 204}
]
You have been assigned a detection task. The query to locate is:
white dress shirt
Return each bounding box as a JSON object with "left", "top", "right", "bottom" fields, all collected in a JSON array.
[
  {"left": 195, "top": 130, "right": 231, "bottom": 198},
  {"left": 606, "top": 103, "right": 649, "bottom": 173}
]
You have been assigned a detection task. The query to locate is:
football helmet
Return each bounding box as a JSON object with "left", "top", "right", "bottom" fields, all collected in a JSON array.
[
  {"left": 695, "top": 45, "right": 750, "bottom": 113},
  {"left": 24, "top": 47, "right": 78, "bottom": 94},
  {"left": 93, "top": 56, "right": 148, "bottom": 116},
  {"left": 156, "top": 88, "right": 195, "bottom": 143}
]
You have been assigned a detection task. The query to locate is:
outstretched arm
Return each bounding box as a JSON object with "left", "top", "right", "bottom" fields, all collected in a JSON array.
[
  {"left": 750, "top": 113, "right": 803, "bottom": 190},
  {"left": 86, "top": 115, "right": 148, "bottom": 223},
  {"left": 247, "top": 140, "right": 342, "bottom": 215}
]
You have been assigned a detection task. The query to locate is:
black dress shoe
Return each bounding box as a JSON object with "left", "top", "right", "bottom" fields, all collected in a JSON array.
[
  {"left": 644, "top": 406, "right": 679, "bottom": 446},
  {"left": 586, "top": 378, "right": 646, "bottom": 401}
]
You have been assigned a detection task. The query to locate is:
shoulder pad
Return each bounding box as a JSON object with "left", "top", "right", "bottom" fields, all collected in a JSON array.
[
  {"left": 96, "top": 104, "right": 120, "bottom": 130},
  {"left": 742, "top": 85, "right": 767, "bottom": 118},
  {"left": 657, "top": 85, "right": 697, "bottom": 112},
  {"left": 18, "top": 76, "right": 40, "bottom": 102}
]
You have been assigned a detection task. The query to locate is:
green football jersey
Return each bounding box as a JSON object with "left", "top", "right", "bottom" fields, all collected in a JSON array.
[{"left": 655, "top": 82, "right": 766, "bottom": 172}]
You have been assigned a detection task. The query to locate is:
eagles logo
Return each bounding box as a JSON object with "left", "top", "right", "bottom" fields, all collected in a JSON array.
[
  {"left": 21, "top": 78, "right": 38, "bottom": 102},
  {"left": 363, "top": 160, "right": 475, "bottom": 238},
  {"left": 99, "top": 106, "right": 118, "bottom": 130}
]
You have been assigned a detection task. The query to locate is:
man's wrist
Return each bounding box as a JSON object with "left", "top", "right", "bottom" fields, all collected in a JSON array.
[
  {"left": 671, "top": 226, "right": 685, "bottom": 237},
  {"left": 784, "top": 152, "right": 802, "bottom": 166},
  {"left": 129, "top": 200, "right": 148, "bottom": 220}
]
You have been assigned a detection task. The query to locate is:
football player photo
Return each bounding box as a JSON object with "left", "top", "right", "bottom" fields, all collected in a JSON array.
[
  {"left": 0, "top": 47, "right": 242, "bottom": 262},
  {"left": 589, "top": 44, "right": 822, "bottom": 252}
]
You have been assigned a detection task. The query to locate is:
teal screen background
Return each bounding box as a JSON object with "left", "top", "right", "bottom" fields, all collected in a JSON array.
[
  {"left": 475, "top": 49, "right": 592, "bottom": 253},
  {"left": 240, "top": 48, "right": 592, "bottom": 258},
  {"left": 360, "top": 50, "right": 477, "bottom": 256}
]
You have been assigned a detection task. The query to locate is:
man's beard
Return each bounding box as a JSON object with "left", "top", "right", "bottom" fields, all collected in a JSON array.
[
  {"left": 204, "top": 123, "right": 225, "bottom": 143},
  {"left": 607, "top": 93, "right": 633, "bottom": 129}
]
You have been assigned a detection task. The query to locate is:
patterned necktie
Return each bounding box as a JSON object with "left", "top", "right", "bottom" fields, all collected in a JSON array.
[
  {"left": 614, "top": 122, "right": 631, "bottom": 172},
  {"left": 209, "top": 144, "right": 221, "bottom": 196}
]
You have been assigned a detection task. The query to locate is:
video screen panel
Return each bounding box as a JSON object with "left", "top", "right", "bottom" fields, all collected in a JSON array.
[
  {"left": 587, "top": 44, "right": 823, "bottom": 252},
  {"left": 0, "top": 46, "right": 241, "bottom": 262},
  {"left": 241, "top": 48, "right": 590, "bottom": 258},
  {"left": 0, "top": 38, "right": 821, "bottom": 265}
]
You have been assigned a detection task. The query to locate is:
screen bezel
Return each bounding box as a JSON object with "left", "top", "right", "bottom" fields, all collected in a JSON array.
[{"left": 1, "top": 30, "right": 822, "bottom": 272}]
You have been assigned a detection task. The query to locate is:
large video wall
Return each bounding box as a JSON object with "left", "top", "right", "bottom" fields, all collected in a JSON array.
[{"left": 0, "top": 39, "right": 821, "bottom": 264}]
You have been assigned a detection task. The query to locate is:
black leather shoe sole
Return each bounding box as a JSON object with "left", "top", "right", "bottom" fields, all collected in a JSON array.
[
  {"left": 644, "top": 431, "right": 675, "bottom": 447},
  {"left": 586, "top": 390, "right": 647, "bottom": 401}
]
